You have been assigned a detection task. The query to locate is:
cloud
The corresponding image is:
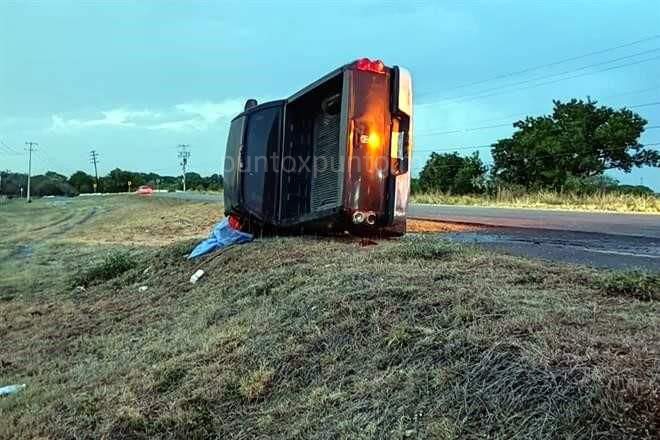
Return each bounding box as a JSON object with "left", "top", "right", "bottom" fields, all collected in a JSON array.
[
  {"left": 175, "top": 99, "right": 245, "bottom": 123},
  {"left": 49, "top": 109, "right": 158, "bottom": 132},
  {"left": 145, "top": 118, "right": 204, "bottom": 132},
  {"left": 49, "top": 99, "right": 245, "bottom": 133},
  {"left": 145, "top": 99, "right": 245, "bottom": 132}
]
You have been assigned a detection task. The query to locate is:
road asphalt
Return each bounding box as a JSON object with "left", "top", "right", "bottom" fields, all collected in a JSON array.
[
  {"left": 157, "top": 192, "right": 660, "bottom": 271},
  {"left": 409, "top": 204, "right": 660, "bottom": 238}
]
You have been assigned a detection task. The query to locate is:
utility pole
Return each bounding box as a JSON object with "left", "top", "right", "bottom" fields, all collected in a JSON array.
[
  {"left": 177, "top": 144, "right": 191, "bottom": 191},
  {"left": 90, "top": 150, "right": 100, "bottom": 193},
  {"left": 0, "top": 170, "right": 8, "bottom": 197},
  {"left": 25, "top": 142, "right": 37, "bottom": 203}
]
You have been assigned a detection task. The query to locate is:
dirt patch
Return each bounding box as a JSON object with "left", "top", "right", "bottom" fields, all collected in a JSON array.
[
  {"left": 50, "top": 208, "right": 98, "bottom": 236},
  {"left": 66, "top": 199, "right": 223, "bottom": 246},
  {"left": 408, "top": 218, "right": 485, "bottom": 233},
  {"left": 30, "top": 212, "right": 76, "bottom": 232}
]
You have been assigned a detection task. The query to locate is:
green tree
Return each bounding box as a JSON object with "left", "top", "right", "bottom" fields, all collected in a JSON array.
[
  {"left": 203, "top": 173, "right": 223, "bottom": 191},
  {"left": 30, "top": 172, "right": 78, "bottom": 196},
  {"left": 44, "top": 171, "right": 67, "bottom": 182},
  {"left": 491, "top": 99, "right": 658, "bottom": 189},
  {"left": 418, "top": 152, "right": 486, "bottom": 194},
  {"left": 68, "top": 171, "right": 96, "bottom": 193},
  {"left": 102, "top": 168, "right": 145, "bottom": 192},
  {"left": 184, "top": 172, "right": 203, "bottom": 190},
  {"left": 0, "top": 172, "right": 26, "bottom": 197},
  {"left": 410, "top": 177, "right": 422, "bottom": 194}
]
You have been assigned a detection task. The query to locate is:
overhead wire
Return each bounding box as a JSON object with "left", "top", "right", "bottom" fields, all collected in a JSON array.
[
  {"left": 420, "top": 47, "right": 660, "bottom": 105},
  {"left": 417, "top": 54, "right": 660, "bottom": 108},
  {"left": 410, "top": 141, "right": 660, "bottom": 173},
  {"left": 417, "top": 33, "right": 660, "bottom": 98}
]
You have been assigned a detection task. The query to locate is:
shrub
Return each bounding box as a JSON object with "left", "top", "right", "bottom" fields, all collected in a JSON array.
[
  {"left": 615, "top": 184, "right": 655, "bottom": 196},
  {"left": 562, "top": 175, "right": 619, "bottom": 195},
  {"left": 599, "top": 271, "right": 659, "bottom": 301},
  {"left": 418, "top": 152, "right": 486, "bottom": 194},
  {"left": 73, "top": 251, "right": 137, "bottom": 287}
]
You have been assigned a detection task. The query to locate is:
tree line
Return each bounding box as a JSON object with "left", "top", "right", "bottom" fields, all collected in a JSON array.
[
  {"left": 415, "top": 99, "right": 659, "bottom": 196},
  {"left": 2, "top": 99, "right": 658, "bottom": 199},
  {"left": 0, "top": 168, "right": 223, "bottom": 198}
]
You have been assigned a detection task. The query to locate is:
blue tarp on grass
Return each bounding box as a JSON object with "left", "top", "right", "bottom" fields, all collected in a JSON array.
[{"left": 188, "top": 218, "right": 253, "bottom": 259}]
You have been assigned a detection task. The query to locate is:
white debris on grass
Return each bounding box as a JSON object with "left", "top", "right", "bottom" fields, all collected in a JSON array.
[
  {"left": 190, "top": 269, "right": 205, "bottom": 284},
  {"left": 0, "top": 384, "right": 26, "bottom": 397}
]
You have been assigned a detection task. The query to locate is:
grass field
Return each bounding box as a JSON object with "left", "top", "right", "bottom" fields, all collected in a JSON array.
[
  {"left": 411, "top": 190, "right": 660, "bottom": 213},
  {"left": 0, "top": 195, "right": 658, "bottom": 439}
]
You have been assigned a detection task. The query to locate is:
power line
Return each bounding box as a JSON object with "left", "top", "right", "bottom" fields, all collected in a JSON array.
[
  {"left": 417, "top": 34, "right": 660, "bottom": 98},
  {"left": 416, "top": 103, "right": 659, "bottom": 139},
  {"left": 415, "top": 144, "right": 493, "bottom": 154},
  {"left": 410, "top": 141, "right": 660, "bottom": 172},
  {"left": 423, "top": 47, "right": 660, "bottom": 105},
  {"left": 417, "top": 123, "right": 513, "bottom": 137},
  {"left": 629, "top": 101, "right": 660, "bottom": 109},
  {"left": 414, "top": 140, "right": 660, "bottom": 156},
  {"left": 599, "top": 84, "right": 660, "bottom": 100},
  {"left": 415, "top": 84, "right": 660, "bottom": 138},
  {"left": 416, "top": 116, "right": 659, "bottom": 140},
  {"left": 34, "top": 148, "right": 67, "bottom": 172},
  {"left": 418, "top": 54, "right": 660, "bottom": 108},
  {"left": 0, "top": 140, "right": 21, "bottom": 155},
  {"left": 33, "top": 151, "right": 56, "bottom": 171},
  {"left": 471, "top": 55, "right": 660, "bottom": 104}
]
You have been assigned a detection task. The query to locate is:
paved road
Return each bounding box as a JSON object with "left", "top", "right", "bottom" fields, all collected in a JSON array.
[
  {"left": 408, "top": 205, "right": 660, "bottom": 271},
  {"left": 409, "top": 204, "right": 660, "bottom": 238},
  {"left": 158, "top": 192, "right": 659, "bottom": 270},
  {"left": 444, "top": 228, "right": 659, "bottom": 271}
]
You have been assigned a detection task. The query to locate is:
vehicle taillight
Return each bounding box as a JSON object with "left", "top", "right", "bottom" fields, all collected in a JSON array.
[
  {"left": 359, "top": 132, "right": 381, "bottom": 150},
  {"left": 356, "top": 58, "right": 385, "bottom": 74}
]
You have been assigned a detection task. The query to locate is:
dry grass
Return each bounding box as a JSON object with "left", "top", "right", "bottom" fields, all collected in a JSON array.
[
  {"left": 0, "top": 196, "right": 221, "bottom": 301},
  {"left": 67, "top": 195, "right": 223, "bottom": 245},
  {"left": 411, "top": 190, "right": 660, "bottom": 213},
  {"left": 1, "top": 196, "right": 658, "bottom": 439}
]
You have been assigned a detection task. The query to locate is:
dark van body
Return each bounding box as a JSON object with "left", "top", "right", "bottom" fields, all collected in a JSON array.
[{"left": 223, "top": 59, "right": 413, "bottom": 235}]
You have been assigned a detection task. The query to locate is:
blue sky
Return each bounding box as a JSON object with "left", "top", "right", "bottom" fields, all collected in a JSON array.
[{"left": 1, "top": 0, "right": 659, "bottom": 189}]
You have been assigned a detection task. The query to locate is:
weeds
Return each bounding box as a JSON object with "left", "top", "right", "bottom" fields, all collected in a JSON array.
[
  {"left": 239, "top": 367, "right": 274, "bottom": 401},
  {"left": 411, "top": 190, "right": 660, "bottom": 213},
  {"left": 153, "top": 365, "right": 187, "bottom": 393},
  {"left": 2, "top": 197, "right": 658, "bottom": 439},
  {"left": 383, "top": 236, "right": 461, "bottom": 261},
  {"left": 599, "top": 271, "right": 659, "bottom": 301},
  {"left": 73, "top": 250, "right": 138, "bottom": 287}
]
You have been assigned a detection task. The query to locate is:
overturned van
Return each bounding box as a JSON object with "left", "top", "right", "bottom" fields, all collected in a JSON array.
[{"left": 223, "top": 58, "right": 413, "bottom": 235}]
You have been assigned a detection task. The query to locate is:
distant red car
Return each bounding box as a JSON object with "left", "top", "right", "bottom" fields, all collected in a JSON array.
[{"left": 136, "top": 185, "right": 154, "bottom": 195}]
